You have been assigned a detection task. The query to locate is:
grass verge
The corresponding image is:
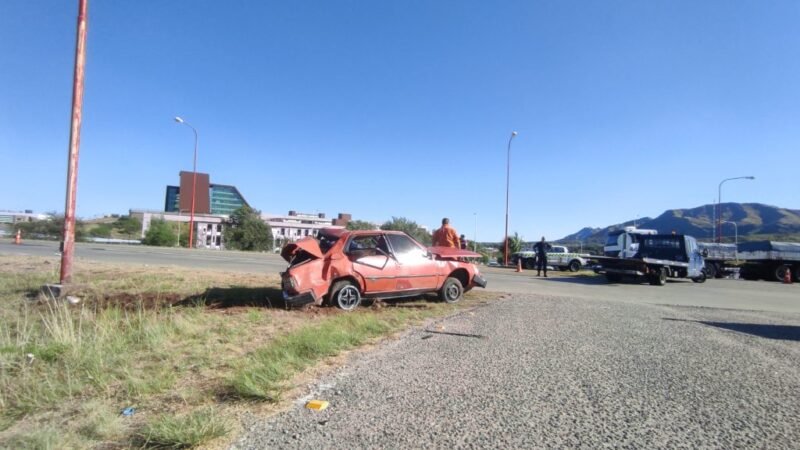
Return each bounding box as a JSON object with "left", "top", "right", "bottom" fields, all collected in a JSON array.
[{"left": 0, "top": 254, "right": 495, "bottom": 448}]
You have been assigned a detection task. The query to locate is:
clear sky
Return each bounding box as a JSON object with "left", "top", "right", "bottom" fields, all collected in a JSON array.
[{"left": 1, "top": 1, "right": 798, "bottom": 241}]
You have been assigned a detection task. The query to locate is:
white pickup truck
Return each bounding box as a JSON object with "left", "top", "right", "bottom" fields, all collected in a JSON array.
[{"left": 512, "top": 246, "right": 588, "bottom": 272}]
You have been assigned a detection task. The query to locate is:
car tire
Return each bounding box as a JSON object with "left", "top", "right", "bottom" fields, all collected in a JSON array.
[
  {"left": 524, "top": 258, "right": 536, "bottom": 270},
  {"left": 439, "top": 277, "right": 463, "bottom": 304},
  {"left": 568, "top": 260, "right": 581, "bottom": 272},
  {"left": 650, "top": 267, "right": 667, "bottom": 286},
  {"left": 330, "top": 280, "right": 361, "bottom": 311}
]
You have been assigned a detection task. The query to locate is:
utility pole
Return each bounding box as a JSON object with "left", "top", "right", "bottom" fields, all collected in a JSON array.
[{"left": 60, "top": 0, "right": 89, "bottom": 285}]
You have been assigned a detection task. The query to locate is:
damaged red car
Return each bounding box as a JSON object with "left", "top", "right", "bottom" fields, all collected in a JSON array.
[{"left": 280, "top": 228, "right": 487, "bottom": 310}]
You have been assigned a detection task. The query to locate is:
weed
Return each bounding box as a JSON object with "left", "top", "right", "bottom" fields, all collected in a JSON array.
[{"left": 137, "top": 409, "right": 229, "bottom": 448}]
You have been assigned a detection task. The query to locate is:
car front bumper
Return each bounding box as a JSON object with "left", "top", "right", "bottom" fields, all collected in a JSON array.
[{"left": 472, "top": 274, "right": 488, "bottom": 288}]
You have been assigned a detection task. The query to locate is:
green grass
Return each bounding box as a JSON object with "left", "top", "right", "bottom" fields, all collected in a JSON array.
[
  {"left": 230, "top": 310, "right": 419, "bottom": 400},
  {"left": 137, "top": 409, "right": 229, "bottom": 448}
]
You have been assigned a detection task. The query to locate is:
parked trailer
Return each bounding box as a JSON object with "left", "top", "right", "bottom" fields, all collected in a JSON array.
[
  {"left": 736, "top": 241, "right": 800, "bottom": 282},
  {"left": 697, "top": 242, "right": 738, "bottom": 278}
]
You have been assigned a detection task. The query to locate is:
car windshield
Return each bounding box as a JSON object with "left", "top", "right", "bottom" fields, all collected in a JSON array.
[
  {"left": 605, "top": 232, "right": 622, "bottom": 246},
  {"left": 318, "top": 233, "right": 340, "bottom": 254}
]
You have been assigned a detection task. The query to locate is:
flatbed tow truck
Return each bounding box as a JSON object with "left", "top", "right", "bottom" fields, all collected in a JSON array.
[{"left": 594, "top": 233, "right": 707, "bottom": 286}]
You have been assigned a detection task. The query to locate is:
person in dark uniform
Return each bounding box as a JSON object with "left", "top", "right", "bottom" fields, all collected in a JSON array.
[
  {"left": 533, "top": 236, "right": 552, "bottom": 277},
  {"left": 459, "top": 235, "right": 467, "bottom": 250}
]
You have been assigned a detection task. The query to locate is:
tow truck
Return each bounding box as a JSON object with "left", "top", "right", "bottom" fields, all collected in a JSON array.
[{"left": 595, "top": 233, "right": 707, "bottom": 286}]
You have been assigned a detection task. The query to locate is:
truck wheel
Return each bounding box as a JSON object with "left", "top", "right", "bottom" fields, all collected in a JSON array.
[
  {"left": 605, "top": 273, "right": 622, "bottom": 283},
  {"left": 692, "top": 269, "right": 707, "bottom": 283},
  {"left": 568, "top": 260, "right": 581, "bottom": 272},
  {"left": 650, "top": 268, "right": 667, "bottom": 286},
  {"left": 524, "top": 258, "right": 536, "bottom": 270},
  {"left": 775, "top": 265, "right": 791, "bottom": 282},
  {"left": 704, "top": 262, "right": 717, "bottom": 279},
  {"left": 330, "top": 280, "right": 361, "bottom": 311},
  {"left": 439, "top": 277, "right": 464, "bottom": 303}
]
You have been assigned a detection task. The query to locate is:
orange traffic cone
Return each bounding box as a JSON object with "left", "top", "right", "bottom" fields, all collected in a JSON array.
[
  {"left": 516, "top": 258, "right": 522, "bottom": 272},
  {"left": 14, "top": 229, "right": 21, "bottom": 245},
  {"left": 783, "top": 266, "right": 792, "bottom": 284}
]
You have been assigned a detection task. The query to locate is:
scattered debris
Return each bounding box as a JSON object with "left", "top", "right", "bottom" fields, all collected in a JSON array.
[
  {"left": 120, "top": 407, "right": 135, "bottom": 417},
  {"left": 66, "top": 296, "right": 81, "bottom": 305},
  {"left": 25, "top": 353, "right": 35, "bottom": 365},
  {"left": 421, "top": 335, "right": 433, "bottom": 340},
  {"left": 305, "top": 400, "right": 329, "bottom": 411}
]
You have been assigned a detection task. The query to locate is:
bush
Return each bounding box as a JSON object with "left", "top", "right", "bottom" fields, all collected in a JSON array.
[
  {"left": 381, "top": 217, "right": 431, "bottom": 246},
  {"left": 224, "top": 206, "right": 273, "bottom": 251},
  {"left": 142, "top": 219, "right": 176, "bottom": 247}
]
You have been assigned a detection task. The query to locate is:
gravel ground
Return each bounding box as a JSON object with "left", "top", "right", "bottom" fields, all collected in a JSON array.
[{"left": 233, "top": 294, "right": 800, "bottom": 449}]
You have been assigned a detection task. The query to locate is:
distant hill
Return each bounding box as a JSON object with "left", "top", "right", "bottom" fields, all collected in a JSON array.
[{"left": 557, "top": 203, "right": 800, "bottom": 245}]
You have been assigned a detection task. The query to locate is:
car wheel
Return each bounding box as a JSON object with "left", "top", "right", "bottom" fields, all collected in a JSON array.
[
  {"left": 692, "top": 269, "right": 707, "bottom": 283},
  {"left": 568, "top": 260, "right": 581, "bottom": 272},
  {"left": 439, "top": 277, "right": 463, "bottom": 304},
  {"left": 524, "top": 258, "right": 536, "bottom": 270},
  {"left": 650, "top": 267, "right": 667, "bottom": 286},
  {"left": 331, "top": 280, "right": 361, "bottom": 311}
]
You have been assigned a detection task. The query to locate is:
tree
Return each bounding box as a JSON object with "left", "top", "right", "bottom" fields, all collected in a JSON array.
[
  {"left": 16, "top": 215, "right": 86, "bottom": 242},
  {"left": 380, "top": 216, "right": 431, "bottom": 246},
  {"left": 114, "top": 216, "right": 142, "bottom": 237},
  {"left": 89, "top": 223, "right": 113, "bottom": 238},
  {"left": 142, "top": 219, "right": 176, "bottom": 247},
  {"left": 224, "top": 206, "right": 273, "bottom": 251},
  {"left": 346, "top": 220, "right": 377, "bottom": 231},
  {"left": 499, "top": 232, "right": 523, "bottom": 263}
]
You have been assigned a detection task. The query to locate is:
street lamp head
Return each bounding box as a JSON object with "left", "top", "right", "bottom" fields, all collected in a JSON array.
[
  {"left": 174, "top": 116, "right": 184, "bottom": 124},
  {"left": 511, "top": 131, "right": 518, "bottom": 137},
  {"left": 746, "top": 176, "right": 755, "bottom": 180}
]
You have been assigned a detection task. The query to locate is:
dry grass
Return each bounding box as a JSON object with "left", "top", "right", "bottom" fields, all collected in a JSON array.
[{"left": 0, "top": 255, "right": 496, "bottom": 448}]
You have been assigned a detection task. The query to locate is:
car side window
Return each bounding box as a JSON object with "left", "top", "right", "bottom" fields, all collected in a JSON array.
[
  {"left": 386, "top": 234, "right": 427, "bottom": 259},
  {"left": 346, "top": 235, "right": 387, "bottom": 258}
]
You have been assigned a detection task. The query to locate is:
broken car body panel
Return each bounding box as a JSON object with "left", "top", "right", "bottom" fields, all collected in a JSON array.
[{"left": 281, "top": 230, "right": 486, "bottom": 307}]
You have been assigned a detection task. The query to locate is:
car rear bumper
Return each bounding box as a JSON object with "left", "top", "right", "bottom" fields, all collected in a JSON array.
[
  {"left": 282, "top": 290, "right": 317, "bottom": 307},
  {"left": 472, "top": 274, "right": 488, "bottom": 288}
]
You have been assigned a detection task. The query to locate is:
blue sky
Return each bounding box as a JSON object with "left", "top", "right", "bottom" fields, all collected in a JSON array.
[{"left": 1, "top": 1, "right": 798, "bottom": 241}]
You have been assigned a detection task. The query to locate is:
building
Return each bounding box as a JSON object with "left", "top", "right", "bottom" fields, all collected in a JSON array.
[
  {"left": 129, "top": 209, "right": 226, "bottom": 250},
  {"left": 0, "top": 210, "right": 52, "bottom": 224},
  {"left": 264, "top": 211, "right": 352, "bottom": 247},
  {"left": 165, "top": 171, "right": 249, "bottom": 216}
]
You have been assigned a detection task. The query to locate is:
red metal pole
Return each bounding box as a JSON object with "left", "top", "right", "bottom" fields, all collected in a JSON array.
[
  {"left": 60, "top": 0, "right": 89, "bottom": 284},
  {"left": 189, "top": 126, "right": 198, "bottom": 249}
]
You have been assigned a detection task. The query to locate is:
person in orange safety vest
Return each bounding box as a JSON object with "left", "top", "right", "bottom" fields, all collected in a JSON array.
[{"left": 432, "top": 218, "right": 461, "bottom": 248}]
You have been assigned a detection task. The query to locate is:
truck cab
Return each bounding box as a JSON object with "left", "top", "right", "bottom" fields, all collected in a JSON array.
[
  {"left": 604, "top": 227, "right": 658, "bottom": 258},
  {"left": 597, "top": 234, "right": 707, "bottom": 285}
]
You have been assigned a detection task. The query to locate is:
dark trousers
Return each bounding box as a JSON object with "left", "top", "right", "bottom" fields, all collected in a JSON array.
[{"left": 537, "top": 255, "right": 547, "bottom": 275}]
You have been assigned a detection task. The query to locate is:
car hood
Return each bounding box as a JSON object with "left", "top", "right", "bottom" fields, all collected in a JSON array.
[
  {"left": 281, "top": 237, "right": 324, "bottom": 262},
  {"left": 428, "top": 246, "right": 482, "bottom": 260}
]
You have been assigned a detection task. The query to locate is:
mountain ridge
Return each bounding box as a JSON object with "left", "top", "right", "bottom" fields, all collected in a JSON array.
[{"left": 557, "top": 203, "right": 800, "bottom": 244}]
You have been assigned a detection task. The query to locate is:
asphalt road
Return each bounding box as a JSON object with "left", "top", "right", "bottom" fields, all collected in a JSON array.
[
  {"left": 234, "top": 294, "right": 800, "bottom": 449},
  {"left": 1, "top": 239, "right": 797, "bottom": 313}
]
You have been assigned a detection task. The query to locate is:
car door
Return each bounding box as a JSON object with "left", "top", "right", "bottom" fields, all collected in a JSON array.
[
  {"left": 345, "top": 234, "right": 398, "bottom": 294},
  {"left": 386, "top": 233, "right": 440, "bottom": 292}
]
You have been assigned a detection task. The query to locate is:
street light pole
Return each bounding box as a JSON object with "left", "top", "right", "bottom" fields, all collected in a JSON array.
[
  {"left": 722, "top": 221, "right": 738, "bottom": 261},
  {"left": 473, "top": 212, "right": 477, "bottom": 252},
  {"left": 174, "top": 117, "right": 198, "bottom": 249},
  {"left": 717, "top": 176, "right": 754, "bottom": 243},
  {"left": 503, "top": 131, "right": 518, "bottom": 266}
]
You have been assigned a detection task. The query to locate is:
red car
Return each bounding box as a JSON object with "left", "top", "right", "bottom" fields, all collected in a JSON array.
[{"left": 280, "top": 228, "right": 487, "bottom": 310}]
